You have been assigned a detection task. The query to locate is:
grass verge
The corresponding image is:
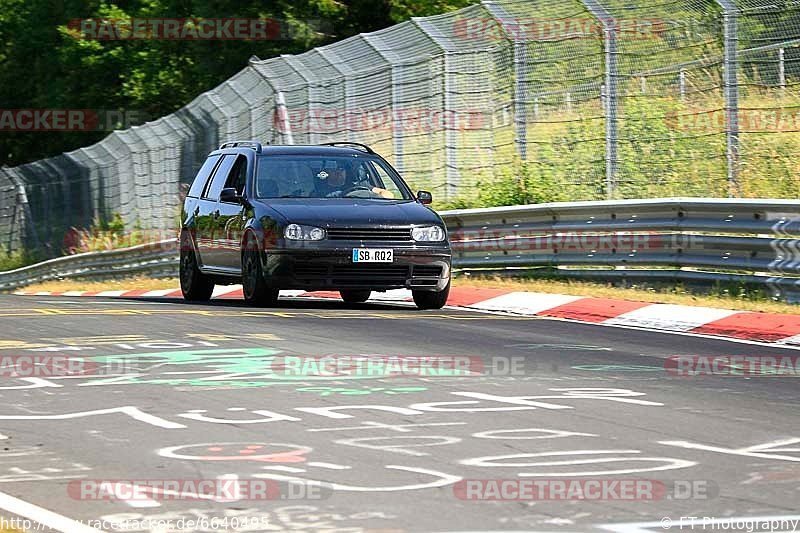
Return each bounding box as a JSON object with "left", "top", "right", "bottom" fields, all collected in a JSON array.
[{"left": 15, "top": 277, "right": 179, "bottom": 294}]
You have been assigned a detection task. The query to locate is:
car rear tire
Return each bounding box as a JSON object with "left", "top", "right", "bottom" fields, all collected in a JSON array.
[
  {"left": 340, "top": 290, "right": 371, "bottom": 303},
  {"left": 180, "top": 236, "right": 214, "bottom": 302},
  {"left": 412, "top": 280, "right": 450, "bottom": 310},
  {"left": 242, "top": 244, "right": 279, "bottom": 307}
]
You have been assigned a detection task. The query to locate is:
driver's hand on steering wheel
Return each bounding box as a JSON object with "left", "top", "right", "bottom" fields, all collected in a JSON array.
[{"left": 371, "top": 187, "right": 395, "bottom": 199}]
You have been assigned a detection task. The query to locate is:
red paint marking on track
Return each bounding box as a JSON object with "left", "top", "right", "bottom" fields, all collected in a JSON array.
[
  {"left": 119, "top": 289, "right": 153, "bottom": 297},
  {"left": 692, "top": 312, "right": 800, "bottom": 342},
  {"left": 216, "top": 289, "right": 244, "bottom": 299},
  {"left": 445, "top": 287, "right": 509, "bottom": 307},
  {"left": 539, "top": 298, "right": 651, "bottom": 323},
  {"left": 300, "top": 291, "right": 342, "bottom": 299}
]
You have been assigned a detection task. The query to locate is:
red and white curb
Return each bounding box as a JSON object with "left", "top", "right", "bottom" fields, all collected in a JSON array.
[{"left": 14, "top": 286, "right": 800, "bottom": 348}]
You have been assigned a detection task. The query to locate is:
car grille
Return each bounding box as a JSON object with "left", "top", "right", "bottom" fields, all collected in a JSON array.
[
  {"left": 326, "top": 227, "right": 412, "bottom": 242},
  {"left": 293, "top": 263, "right": 328, "bottom": 278},
  {"left": 293, "top": 263, "right": 411, "bottom": 286},
  {"left": 292, "top": 261, "right": 443, "bottom": 288},
  {"left": 331, "top": 265, "right": 409, "bottom": 285}
]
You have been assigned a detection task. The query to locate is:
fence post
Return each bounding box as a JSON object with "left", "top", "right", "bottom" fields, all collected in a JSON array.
[
  {"left": 481, "top": 1, "right": 529, "bottom": 162},
  {"left": 275, "top": 91, "right": 294, "bottom": 145},
  {"left": 5, "top": 169, "right": 39, "bottom": 253},
  {"left": 581, "top": 0, "right": 618, "bottom": 198},
  {"left": 779, "top": 47, "right": 786, "bottom": 90},
  {"left": 443, "top": 52, "right": 458, "bottom": 198},
  {"left": 679, "top": 69, "right": 686, "bottom": 101},
  {"left": 716, "top": 0, "right": 740, "bottom": 196},
  {"left": 514, "top": 43, "right": 529, "bottom": 161},
  {"left": 362, "top": 35, "right": 404, "bottom": 175}
]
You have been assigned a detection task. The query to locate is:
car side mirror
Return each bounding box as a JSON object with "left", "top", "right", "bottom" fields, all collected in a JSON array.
[
  {"left": 220, "top": 187, "right": 242, "bottom": 204},
  {"left": 417, "top": 190, "right": 433, "bottom": 205}
]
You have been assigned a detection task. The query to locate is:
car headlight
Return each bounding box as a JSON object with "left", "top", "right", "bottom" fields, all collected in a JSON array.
[
  {"left": 285, "top": 224, "right": 326, "bottom": 241},
  {"left": 412, "top": 225, "right": 446, "bottom": 242}
]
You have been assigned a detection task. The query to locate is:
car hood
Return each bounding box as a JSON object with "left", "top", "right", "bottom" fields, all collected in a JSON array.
[{"left": 258, "top": 198, "right": 444, "bottom": 227}]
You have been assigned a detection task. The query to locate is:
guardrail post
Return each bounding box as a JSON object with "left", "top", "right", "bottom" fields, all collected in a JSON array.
[
  {"left": 580, "top": 0, "right": 618, "bottom": 199},
  {"left": 716, "top": 0, "right": 740, "bottom": 196}
]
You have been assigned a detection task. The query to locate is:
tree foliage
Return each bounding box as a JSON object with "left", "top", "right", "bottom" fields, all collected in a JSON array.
[{"left": 0, "top": 0, "right": 475, "bottom": 166}]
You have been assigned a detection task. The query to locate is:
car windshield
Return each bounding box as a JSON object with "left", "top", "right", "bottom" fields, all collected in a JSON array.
[{"left": 255, "top": 155, "right": 413, "bottom": 200}]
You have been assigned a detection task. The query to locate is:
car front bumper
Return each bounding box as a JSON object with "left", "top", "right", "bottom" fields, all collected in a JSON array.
[{"left": 263, "top": 245, "right": 451, "bottom": 292}]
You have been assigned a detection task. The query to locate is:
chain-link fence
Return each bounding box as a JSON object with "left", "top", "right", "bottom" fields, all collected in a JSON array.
[{"left": 2, "top": 0, "right": 800, "bottom": 256}]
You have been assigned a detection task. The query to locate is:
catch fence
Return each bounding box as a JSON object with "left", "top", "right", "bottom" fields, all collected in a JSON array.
[{"left": 2, "top": 0, "right": 800, "bottom": 255}]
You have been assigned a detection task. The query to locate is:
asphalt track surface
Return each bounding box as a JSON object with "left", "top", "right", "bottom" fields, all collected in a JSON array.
[{"left": 0, "top": 293, "right": 798, "bottom": 533}]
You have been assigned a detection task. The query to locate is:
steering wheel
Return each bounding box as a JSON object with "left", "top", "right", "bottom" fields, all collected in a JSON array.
[{"left": 342, "top": 185, "right": 374, "bottom": 197}]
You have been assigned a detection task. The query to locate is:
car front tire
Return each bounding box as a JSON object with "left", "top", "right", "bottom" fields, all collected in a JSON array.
[
  {"left": 340, "top": 290, "right": 371, "bottom": 303},
  {"left": 242, "top": 242, "right": 279, "bottom": 307},
  {"left": 180, "top": 235, "right": 214, "bottom": 302},
  {"left": 412, "top": 280, "right": 450, "bottom": 310}
]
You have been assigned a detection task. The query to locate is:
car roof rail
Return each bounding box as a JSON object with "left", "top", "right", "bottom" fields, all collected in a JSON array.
[
  {"left": 319, "top": 142, "right": 375, "bottom": 154},
  {"left": 219, "top": 140, "right": 263, "bottom": 153}
]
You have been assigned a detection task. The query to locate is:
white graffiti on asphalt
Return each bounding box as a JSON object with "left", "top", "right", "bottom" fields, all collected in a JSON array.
[
  {"left": 0, "top": 388, "right": 663, "bottom": 429},
  {"left": 660, "top": 437, "right": 800, "bottom": 462}
]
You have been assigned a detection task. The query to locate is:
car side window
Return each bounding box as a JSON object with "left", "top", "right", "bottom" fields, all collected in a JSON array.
[
  {"left": 224, "top": 155, "right": 248, "bottom": 197},
  {"left": 202, "top": 155, "right": 236, "bottom": 200},
  {"left": 187, "top": 155, "right": 221, "bottom": 198}
]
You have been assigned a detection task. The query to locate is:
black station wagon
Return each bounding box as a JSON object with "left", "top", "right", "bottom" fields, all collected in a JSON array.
[{"left": 180, "top": 141, "right": 452, "bottom": 309}]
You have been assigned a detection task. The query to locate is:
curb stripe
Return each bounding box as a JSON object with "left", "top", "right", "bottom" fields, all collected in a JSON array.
[
  {"left": 140, "top": 289, "right": 177, "bottom": 297},
  {"left": 692, "top": 312, "right": 800, "bottom": 342},
  {"left": 604, "top": 304, "right": 738, "bottom": 332},
  {"left": 10, "top": 286, "right": 800, "bottom": 346},
  {"left": 539, "top": 297, "right": 651, "bottom": 323},
  {"left": 472, "top": 292, "right": 583, "bottom": 315}
]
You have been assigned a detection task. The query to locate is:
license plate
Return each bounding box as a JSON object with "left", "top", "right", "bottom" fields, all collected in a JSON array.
[{"left": 352, "top": 248, "right": 394, "bottom": 263}]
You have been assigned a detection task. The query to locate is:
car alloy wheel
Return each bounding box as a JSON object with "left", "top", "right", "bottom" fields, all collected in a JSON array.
[
  {"left": 179, "top": 236, "right": 214, "bottom": 302},
  {"left": 242, "top": 241, "right": 278, "bottom": 306}
]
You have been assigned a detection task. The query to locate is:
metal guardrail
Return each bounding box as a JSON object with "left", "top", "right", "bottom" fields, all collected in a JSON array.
[
  {"left": 0, "top": 239, "right": 178, "bottom": 291},
  {"left": 444, "top": 198, "right": 800, "bottom": 300},
  {"left": 1, "top": 199, "right": 799, "bottom": 299}
]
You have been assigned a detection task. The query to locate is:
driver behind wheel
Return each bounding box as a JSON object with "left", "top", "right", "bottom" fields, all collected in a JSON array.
[{"left": 315, "top": 163, "right": 393, "bottom": 199}]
